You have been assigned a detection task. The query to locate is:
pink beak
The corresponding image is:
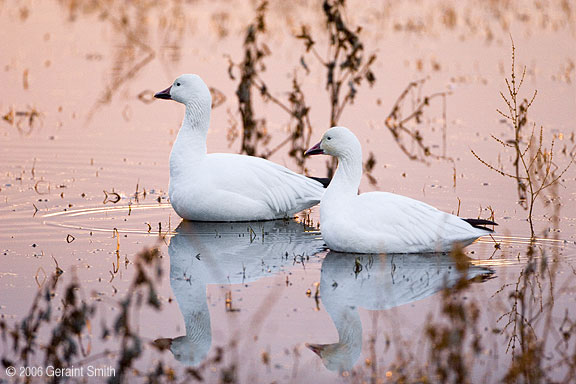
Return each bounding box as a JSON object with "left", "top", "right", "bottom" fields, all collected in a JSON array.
[
  {"left": 305, "top": 343, "right": 326, "bottom": 356},
  {"left": 154, "top": 86, "right": 172, "bottom": 100},
  {"left": 304, "top": 141, "right": 324, "bottom": 156},
  {"left": 152, "top": 338, "right": 173, "bottom": 350}
]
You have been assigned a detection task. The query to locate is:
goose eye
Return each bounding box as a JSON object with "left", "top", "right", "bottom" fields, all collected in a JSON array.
[
  {"left": 327, "top": 137, "right": 332, "bottom": 140},
  {"left": 176, "top": 82, "right": 181, "bottom": 86}
]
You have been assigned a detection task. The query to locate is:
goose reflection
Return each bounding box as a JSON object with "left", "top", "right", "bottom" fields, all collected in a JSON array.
[
  {"left": 307, "top": 251, "right": 494, "bottom": 372},
  {"left": 156, "top": 219, "right": 324, "bottom": 366}
]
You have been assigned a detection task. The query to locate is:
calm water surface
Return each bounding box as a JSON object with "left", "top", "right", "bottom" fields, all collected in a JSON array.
[{"left": 1, "top": 1, "right": 575, "bottom": 382}]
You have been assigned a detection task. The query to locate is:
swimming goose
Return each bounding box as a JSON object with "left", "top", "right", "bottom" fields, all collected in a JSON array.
[
  {"left": 305, "top": 126, "right": 496, "bottom": 253},
  {"left": 154, "top": 74, "right": 326, "bottom": 221}
]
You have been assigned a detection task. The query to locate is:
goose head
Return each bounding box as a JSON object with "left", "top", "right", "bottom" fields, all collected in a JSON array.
[
  {"left": 154, "top": 74, "right": 212, "bottom": 107},
  {"left": 153, "top": 334, "right": 211, "bottom": 366},
  {"left": 306, "top": 342, "right": 358, "bottom": 372},
  {"left": 305, "top": 126, "right": 362, "bottom": 160}
]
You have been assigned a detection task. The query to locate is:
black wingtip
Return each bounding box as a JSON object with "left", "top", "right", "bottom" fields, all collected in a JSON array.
[
  {"left": 463, "top": 218, "right": 498, "bottom": 231},
  {"left": 308, "top": 176, "right": 331, "bottom": 189}
]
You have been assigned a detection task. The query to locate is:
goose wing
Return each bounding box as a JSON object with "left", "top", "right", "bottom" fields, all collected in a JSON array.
[
  {"left": 206, "top": 153, "right": 324, "bottom": 214},
  {"left": 352, "top": 192, "right": 486, "bottom": 246}
]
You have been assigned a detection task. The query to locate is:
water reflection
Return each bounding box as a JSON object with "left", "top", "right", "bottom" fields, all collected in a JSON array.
[
  {"left": 307, "top": 251, "right": 495, "bottom": 372},
  {"left": 157, "top": 219, "right": 324, "bottom": 366}
]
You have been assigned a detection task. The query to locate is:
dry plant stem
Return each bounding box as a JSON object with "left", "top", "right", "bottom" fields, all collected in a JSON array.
[
  {"left": 231, "top": 0, "right": 378, "bottom": 177},
  {"left": 378, "top": 78, "right": 457, "bottom": 188},
  {"left": 385, "top": 79, "right": 451, "bottom": 163},
  {"left": 229, "top": 1, "right": 315, "bottom": 173},
  {"left": 0, "top": 268, "right": 95, "bottom": 377},
  {"left": 499, "top": 242, "right": 560, "bottom": 382},
  {"left": 0, "top": 248, "right": 166, "bottom": 383},
  {"left": 496, "top": 39, "right": 536, "bottom": 207},
  {"left": 51, "top": 2, "right": 190, "bottom": 126},
  {"left": 254, "top": 74, "right": 315, "bottom": 172},
  {"left": 496, "top": 142, "right": 566, "bottom": 383},
  {"left": 85, "top": 3, "right": 157, "bottom": 123},
  {"left": 2, "top": 106, "right": 44, "bottom": 135},
  {"left": 233, "top": 0, "right": 270, "bottom": 158},
  {"left": 297, "top": 0, "right": 377, "bottom": 177},
  {"left": 471, "top": 37, "right": 575, "bottom": 237},
  {"left": 424, "top": 248, "right": 483, "bottom": 384}
]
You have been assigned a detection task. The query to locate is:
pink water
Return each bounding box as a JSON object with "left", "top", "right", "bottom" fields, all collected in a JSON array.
[{"left": 1, "top": 1, "right": 575, "bottom": 382}]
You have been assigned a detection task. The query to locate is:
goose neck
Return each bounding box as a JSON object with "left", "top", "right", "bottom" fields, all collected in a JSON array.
[
  {"left": 180, "top": 100, "right": 210, "bottom": 148},
  {"left": 172, "top": 279, "right": 211, "bottom": 340},
  {"left": 184, "top": 99, "right": 210, "bottom": 130},
  {"left": 328, "top": 154, "right": 363, "bottom": 196},
  {"left": 170, "top": 101, "right": 211, "bottom": 176},
  {"left": 333, "top": 307, "right": 362, "bottom": 346}
]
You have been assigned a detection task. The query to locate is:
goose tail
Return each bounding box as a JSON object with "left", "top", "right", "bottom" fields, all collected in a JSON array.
[
  {"left": 462, "top": 218, "right": 498, "bottom": 232},
  {"left": 308, "top": 176, "right": 331, "bottom": 189}
]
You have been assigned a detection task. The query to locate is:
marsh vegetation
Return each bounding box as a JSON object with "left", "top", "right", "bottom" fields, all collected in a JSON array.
[{"left": 1, "top": 0, "right": 575, "bottom": 383}]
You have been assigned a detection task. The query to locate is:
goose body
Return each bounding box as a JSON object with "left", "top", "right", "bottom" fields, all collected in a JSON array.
[
  {"left": 305, "top": 127, "right": 495, "bottom": 253},
  {"left": 155, "top": 74, "right": 325, "bottom": 221}
]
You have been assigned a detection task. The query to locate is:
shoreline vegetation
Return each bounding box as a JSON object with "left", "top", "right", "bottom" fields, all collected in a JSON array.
[{"left": 1, "top": 0, "right": 575, "bottom": 383}]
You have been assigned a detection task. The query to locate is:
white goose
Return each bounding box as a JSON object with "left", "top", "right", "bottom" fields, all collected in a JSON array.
[
  {"left": 154, "top": 74, "right": 326, "bottom": 221},
  {"left": 305, "top": 126, "right": 496, "bottom": 254}
]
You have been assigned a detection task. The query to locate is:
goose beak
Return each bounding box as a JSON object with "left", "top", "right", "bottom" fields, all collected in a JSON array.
[
  {"left": 305, "top": 343, "right": 326, "bottom": 356},
  {"left": 152, "top": 338, "right": 173, "bottom": 350},
  {"left": 154, "top": 86, "right": 172, "bottom": 100},
  {"left": 304, "top": 141, "right": 324, "bottom": 156}
]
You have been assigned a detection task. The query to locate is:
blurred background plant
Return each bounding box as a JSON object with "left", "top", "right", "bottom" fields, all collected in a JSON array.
[
  {"left": 225, "top": 0, "right": 453, "bottom": 184},
  {"left": 0, "top": 247, "right": 165, "bottom": 383}
]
